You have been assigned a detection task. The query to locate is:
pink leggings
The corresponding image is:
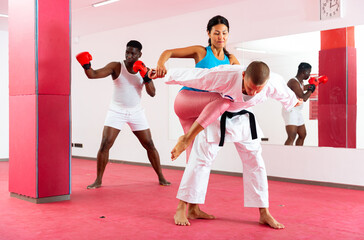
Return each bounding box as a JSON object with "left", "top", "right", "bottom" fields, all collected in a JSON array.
[{"left": 174, "top": 90, "right": 231, "bottom": 160}]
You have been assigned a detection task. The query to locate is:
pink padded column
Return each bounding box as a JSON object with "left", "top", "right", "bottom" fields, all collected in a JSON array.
[
  {"left": 8, "top": 0, "right": 71, "bottom": 203},
  {"left": 318, "top": 27, "right": 357, "bottom": 148}
]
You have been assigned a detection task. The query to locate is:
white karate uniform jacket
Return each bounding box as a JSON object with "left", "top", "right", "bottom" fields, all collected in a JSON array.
[{"left": 164, "top": 65, "right": 297, "bottom": 207}]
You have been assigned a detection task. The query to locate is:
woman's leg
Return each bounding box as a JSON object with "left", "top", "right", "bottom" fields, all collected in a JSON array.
[{"left": 172, "top": 90, "right": 231, "bottom": 160}]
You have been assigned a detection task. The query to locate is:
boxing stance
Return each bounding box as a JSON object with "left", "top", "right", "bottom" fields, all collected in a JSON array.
[
  {"left": 151, "top": 62, "right": 298, "bottom": 228},
  {"left": 283, "top": 62, "right": 327, "bottom": 146},
  {"left": 76, "top": 40, "right": 170, "bottom": 188}
]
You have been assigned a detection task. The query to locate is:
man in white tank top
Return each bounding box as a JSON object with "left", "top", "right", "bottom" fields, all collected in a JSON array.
[
  {"left": 283, "top": 62, "right": 316, "bottom": 146},
  {"left": 77, "top": 40, "right": 170, "bottom": 188}
]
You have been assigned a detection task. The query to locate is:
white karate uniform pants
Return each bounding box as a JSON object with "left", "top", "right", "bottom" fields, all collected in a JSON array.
[{"left": 176, "top": 130, "right": 269, "bottom": 208}]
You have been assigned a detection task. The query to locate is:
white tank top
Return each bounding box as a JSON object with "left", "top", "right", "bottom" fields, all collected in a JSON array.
[
  {"left": 293, "top": 77, "right": 304, "bottom": 110},
  {"left": 110, "top": 61, "right": 144, "bottom": 110}
]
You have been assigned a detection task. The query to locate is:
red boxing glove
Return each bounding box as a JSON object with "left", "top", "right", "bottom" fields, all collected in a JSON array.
[
  {"left": 76, "top": 52, "right": 92, "bottom": 70},
  {"left": 133, "top": 60, "right": 148, "bottom": 77},
  {"left": 308, "top": 76, "right": 319, "bottom": 86},
  {"left": 318, "top": 75, "right": 328, "bottom": 84},
  {"left": 309, "top": 75, "right": 328, "bottom": 86},
  {"left": 133, "top": 60, "right": 151, "bottom": 83}
]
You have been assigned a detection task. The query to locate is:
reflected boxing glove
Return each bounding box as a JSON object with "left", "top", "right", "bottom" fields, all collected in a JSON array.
[
  {"left": 76, "top": 52, "right": 92, "bottom": 70},
  {"left": 318, "top": 75, "right": 328, "bottom": 84},
  {"left": 308, "top": 76, "right": 319, "bottom": 86},
  {"left": 308, "top": 75, "right": 328, "bottom": 86},
  {"left": 133, "top": 60, "right": 152, "bottom": 83},
  {"left": 307, "top": 84, "right": 316, "bottom": 93}
]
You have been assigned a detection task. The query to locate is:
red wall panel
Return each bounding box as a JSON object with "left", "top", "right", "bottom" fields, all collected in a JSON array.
[
  {"left": 9, "top": 95, "right": 37, "bottom": 198},
  {"left": 38, "top": 0, "right": 70, "bottom": 95},
  {"left": 318, "top": 48, "right": 347, "bottom": 105},
  {"left": 38, "top": 95, "right": 70, "bottom": 197},
  {"left": 9, "top": 0, "right": 71, "bottom": 201},
  {"left": 8, "top": 0, "right": 36, "bottom": 96},
  {"left": 319, "top": 28, "right": 357, "bottom": 148}
]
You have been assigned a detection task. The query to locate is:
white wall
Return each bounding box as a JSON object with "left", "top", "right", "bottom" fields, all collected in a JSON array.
[
  {"left": 0, "top": 31, "right": 9, "bottom": 159},
  {"left": 263, "top": 145, "right": 364, "bottom": 186}
]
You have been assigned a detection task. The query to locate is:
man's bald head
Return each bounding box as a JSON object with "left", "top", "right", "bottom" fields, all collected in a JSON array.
[{"left": 245, "top": 61, "right": 270, "bottom": 86}]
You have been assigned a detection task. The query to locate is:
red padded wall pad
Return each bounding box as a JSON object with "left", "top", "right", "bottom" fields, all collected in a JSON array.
[
  {"left": 318, "top": 48, "right": 347, "bottom": 105},
  {"left": 38, "top": 95, "right": 70, "bottom": 198},
  {"left": 9, "top": 95, "right": 37, "bottom": 198},
  {"left": 37, "top": 0, "right": 70, "bottom": 95},
  {"left": 321, "top": 27, "right": 355, "bottom": 50},
  {"left": 318, "top": 46, "right": 357, "bottom": 148},
  {"left": 318, "top": 48, "right": 346, "bottom": 147},
  {"left": 8, "top": 0, "right": 71, "bottom": 199},
  {"left": 8, "top": 0, "right": 36, "bottom": 96}
]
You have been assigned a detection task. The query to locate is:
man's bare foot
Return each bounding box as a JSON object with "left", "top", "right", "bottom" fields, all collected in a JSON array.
[
  {"left": 159, "top": 177, "right": 171, "bottom": 186},
  {"left": 87, "top": 180, "right": 102, "bottom": 189},
  {"left": 187, "top": 204, "right": 216, "bottom": 220},
  {"left": 259, "top": 208, "right": 285, "bottom": 229},
  {"left": 171, "top": 135, "right": 189, "bottom": 160},
  {"left": 174, "top": 201, "right": 190, "bottom": 226}
]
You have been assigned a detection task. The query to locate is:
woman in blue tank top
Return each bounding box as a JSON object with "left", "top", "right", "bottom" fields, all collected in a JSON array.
[
  {"left": 156, "top": 15, "right": 240, "bottom": 156},
  {"left": 157, "top": 15, "right": 239, "bottom": 73},
  {"left": 155, "top": 15, "right": 240, "bottom": 223}
]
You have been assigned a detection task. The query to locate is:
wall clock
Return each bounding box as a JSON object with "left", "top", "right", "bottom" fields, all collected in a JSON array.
[{"left": 320, "top": 0, "right": 342, "bottom": 20}]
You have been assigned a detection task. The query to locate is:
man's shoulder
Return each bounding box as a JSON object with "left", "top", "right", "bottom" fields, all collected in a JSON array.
[
  {"left": 110, "top": 61, "right": 121, "bottom": 67},
  {"left": 286, "top": 77, "right": 301, "bottom": 88},
  {"left": 110, "top": 61, "right": 122, "bottom": 80}
]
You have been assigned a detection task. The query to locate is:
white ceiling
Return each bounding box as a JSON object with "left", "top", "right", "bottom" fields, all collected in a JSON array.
[{"left": 0, "top": 0, "right": 244, "bottom": 35}]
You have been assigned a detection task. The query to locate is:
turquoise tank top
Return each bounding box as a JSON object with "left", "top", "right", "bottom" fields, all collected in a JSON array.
[{"left": 181, "top": 46, "right": 230, "bottom": 91}]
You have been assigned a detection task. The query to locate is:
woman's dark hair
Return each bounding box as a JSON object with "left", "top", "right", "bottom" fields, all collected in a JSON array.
[{"left": 207, "top": 15, "right": 230, "bottom": 57}]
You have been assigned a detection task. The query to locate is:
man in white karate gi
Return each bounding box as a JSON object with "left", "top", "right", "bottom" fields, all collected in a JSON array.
[{"left": 154, "top": 61, "right": 299, "bottom": 229}]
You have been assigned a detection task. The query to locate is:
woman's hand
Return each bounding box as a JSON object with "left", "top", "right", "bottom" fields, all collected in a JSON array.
[
  {"left": 156, "top": 64, "right": 167, "bottom": 78},
  {"left": 148, "top": 69, "right": 159, "bottom": 79}
]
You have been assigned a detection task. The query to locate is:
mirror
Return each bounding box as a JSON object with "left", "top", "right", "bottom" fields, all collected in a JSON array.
[
  {"left": 167, "top": 26, "right": 364, "bottom": 149},
  {"left": 231, "top": 25, "right": 364, "bottom": 149}
]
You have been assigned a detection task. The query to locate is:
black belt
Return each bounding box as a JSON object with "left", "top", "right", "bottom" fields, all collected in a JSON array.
[{"left": 219, "top": 110, "right": 257, "bottom": 146}]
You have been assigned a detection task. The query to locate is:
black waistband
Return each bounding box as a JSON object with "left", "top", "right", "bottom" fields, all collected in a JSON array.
[{"left": 219, "top": 110, "right": 257, "bottom": 147}]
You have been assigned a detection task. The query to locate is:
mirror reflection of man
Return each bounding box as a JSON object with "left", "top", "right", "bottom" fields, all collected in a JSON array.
[{"left": 282, "top": 62, "right": 316, "bottom": 146}]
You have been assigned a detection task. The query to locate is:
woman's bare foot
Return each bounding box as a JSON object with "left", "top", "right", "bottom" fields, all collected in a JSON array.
[
  {"left": 259, "top": 208, "right": 285, "bottom": 229},
  {"left": 171, "top": 122, "right": 204, "bottom": 160},
  {"left": 171, "top": 135, "right": 190, "bottom": 161},
  {"left": 87, "top": 180, "right": 102, "bottom": 189},
  {"left": 187, "top": 204, "right": 216, "bottom": 220},
  {"left": 174, "top": 201, "right": 190, "bottom": 226}
]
